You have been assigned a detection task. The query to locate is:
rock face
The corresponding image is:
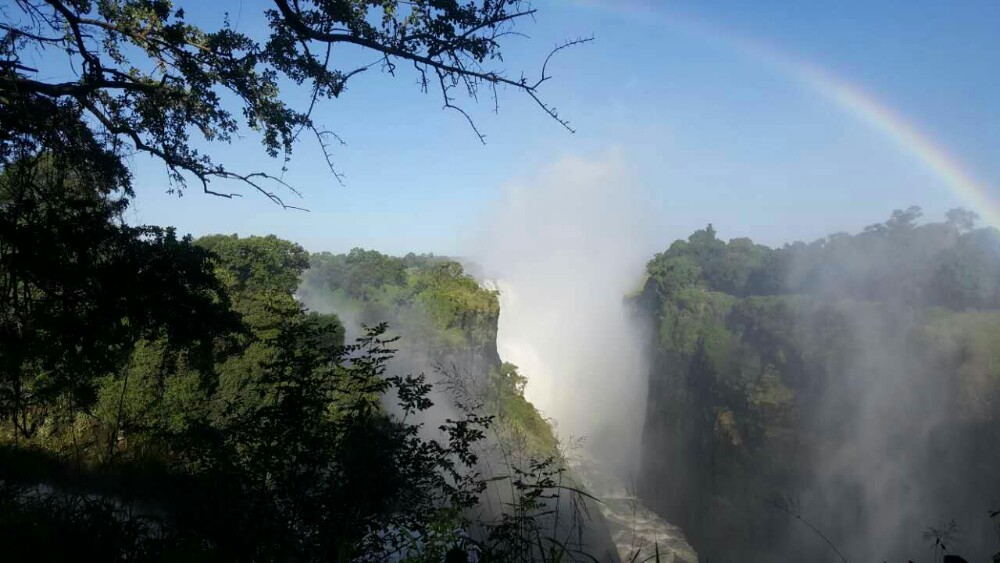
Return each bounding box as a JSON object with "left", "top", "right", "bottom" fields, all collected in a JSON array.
[
  {"left": 633, "top": 216, "right": 1000, "bottom": 562},
  {"left": 635, "top": 277, "right": 1000, "bottom": 562}
]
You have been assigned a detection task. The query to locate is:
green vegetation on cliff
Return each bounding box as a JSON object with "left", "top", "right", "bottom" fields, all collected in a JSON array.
[
  {"left": 301, "top": 249, "right": 558, "bottom": 457},
  {"left": 0, "top": 159, "right": 561, "bottom": 559},
  {"left": 639, "top": 207, "right": 1000, "bottom": 562},
  {"left": 0, "top": 158, "right": 580, "bottom": 561},
  {"left": 302, "top": 250, "right": 500, "bottom": 353},
  {"left": 2, "top": 218, "right": 496, "bottom": 559}
]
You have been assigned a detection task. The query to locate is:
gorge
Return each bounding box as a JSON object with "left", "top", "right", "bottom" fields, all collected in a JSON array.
[
  {"left": 4, "top": 203, "right": 999, "bottom": 561},
  {"left": 299, "top": 202, "right": 1000, "bottom": 562}
]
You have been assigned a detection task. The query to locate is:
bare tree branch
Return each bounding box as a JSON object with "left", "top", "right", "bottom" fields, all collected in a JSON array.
[
  {"left": 1, "top": 0, "right": 588, "bottom": 206},
  {"left": 767, "top": 494, "right": 849, "bottom": 563}
]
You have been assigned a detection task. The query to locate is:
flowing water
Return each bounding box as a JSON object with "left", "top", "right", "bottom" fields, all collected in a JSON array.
[
  {"left": 569, "top": 457, "right": 697, "bottom": 563},
  {"left": 488, "top": 280, "right": 698, "bottom": 562}
]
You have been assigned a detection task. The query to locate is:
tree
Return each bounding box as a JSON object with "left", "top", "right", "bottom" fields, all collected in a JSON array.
[
  {"left": 0, "top": 156, "right": 237, "bottom": 440},
  {"left": 2, "top": 0, "right": 588, "bottom": 205},
  {"left": 946, "top": 207, "right": 979, "bottom": 232},
  {"left": 646, "top": 251, "right": 702, "bottom": 297},
  {"left": 343, "top": 247, "right": 407, "bottom": 300},
  {"left": 647, "top": 226, "right": 775, "bottom": 297},
  {"left": 864, "top": 205, "right": 923, "bottom": 234},
  {"left": 197, "top": 233, "right": 310, "bottom": 294}
]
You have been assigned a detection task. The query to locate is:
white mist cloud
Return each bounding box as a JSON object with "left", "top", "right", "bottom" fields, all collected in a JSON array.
[{"left": 472, "top": 151, "right": 657, "bottom": 470}]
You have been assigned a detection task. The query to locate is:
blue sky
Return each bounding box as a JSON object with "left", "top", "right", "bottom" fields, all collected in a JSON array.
[{"left": 126, "top": 0, "right": 1000, "bottom": 255}]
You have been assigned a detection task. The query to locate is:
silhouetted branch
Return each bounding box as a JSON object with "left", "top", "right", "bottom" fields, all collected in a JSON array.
[{"left": 767, "top": 493, "right": 849, "bottom": 563}]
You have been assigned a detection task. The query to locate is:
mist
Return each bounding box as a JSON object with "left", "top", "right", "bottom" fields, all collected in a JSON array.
[
  {"left": 472, "top": 151, "right": 656, "bottom": 471},
  {"left": 756, "top": 218, "right": 1000, "bottom": 560},
  {"left": 297, "top": 278, "right": 470, "bottom": 442},
  {"left": 789, "top": 241, "right": 1000, "bottom": 560}
]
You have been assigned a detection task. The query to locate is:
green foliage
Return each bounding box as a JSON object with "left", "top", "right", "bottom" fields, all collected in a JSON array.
[
  {"left": 647, "top": 224, "right": 771, "bottom": 297},
  {"left": 487, "top": 362, "right": 558, "bottom": 455},
  {"left": 640, "top": 208, "right": 1000, "bottom": 562},
  {"left": 1, "top": 192, "right": 577, "bottom": 559},
  {"left": 4, "top": 324, "right": 496, "bottom": 560},
  {"left": 0, "top": 156, "right": 237, "bottom": 441},
  {"left": 646, "top": 207, "right": 1000, "bottom": 308},
  {"left": 304, "top": 249, "right": 501, "bottom": 355},
  {"left": 302, "top": 249, "right": 567, "bottom": 529},
  {"left": 915, "top": 309, "right": 1000, "bottom": 421},
  {"left": 301, "top": 248, "right": 565, "bottom": 458},
  {"left": 304, "top": 311, "right": 347, "bottom": 352},
  {"left": 0, "top": 191, "right": 500, "bottom": 559},
  {"left": 197, "top": 234, "right": 310, "bottom": 294},
  {"left": 411, "top": 260, "right": 502, "bottom": 350},
  {"left": 657, "top": 286, "right": 735, "bottom": 356},
  {"left": 645, "top": 252, "right": 702, "bottom": 297},
  {"left": 0, "top": 2, "right": 591, "bottom": 558},
  {"left": 2, "top": 0, "right": 576, "bottom": 202}
]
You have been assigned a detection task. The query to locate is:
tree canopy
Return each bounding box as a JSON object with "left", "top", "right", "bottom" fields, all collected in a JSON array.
[
  {"left": 0, "top": 162, "right": 570, "bottom": 559},
  {"left": 2, "top": 0, "right": 586, "bottom": 205},
  {"left": 0, "top": 156, "right": 238, "bottom": 440},
  {"left": 1, "top": 213, "right": 495, "bottom": 559},
  {"left": 646, "top": 207, "right": 1000, "bottom": 308}
]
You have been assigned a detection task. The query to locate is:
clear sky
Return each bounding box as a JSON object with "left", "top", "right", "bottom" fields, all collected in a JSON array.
[{"left": 126, "top": 0, "right": 1000, "bottom": 255}]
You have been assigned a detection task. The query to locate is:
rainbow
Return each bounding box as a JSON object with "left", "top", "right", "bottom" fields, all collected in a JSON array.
[
  {"left": 591, "top": 4, "right": 1000, "bottom": 227},
  {"left": 792, "top": 63, "right": 1000, "bottom": 228}
]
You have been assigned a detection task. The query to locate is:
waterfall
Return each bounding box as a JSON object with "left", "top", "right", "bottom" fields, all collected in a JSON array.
[
  {"left": 471, "top": 152, "right": 697, "bottom": 561},
  {"left": 489, "top": 278, "right": 698, "bottom": 563}
]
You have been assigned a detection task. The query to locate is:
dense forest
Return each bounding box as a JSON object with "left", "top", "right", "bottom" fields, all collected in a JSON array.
[
  {"left": 0, "top": 1, "right": 614, "bottom": 560},
  {"left": 0, "top": 159, "right": 609, "bottom": 560},
  {"left": 637, "top": 207, "right": 1000, "bottom": 562}
]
